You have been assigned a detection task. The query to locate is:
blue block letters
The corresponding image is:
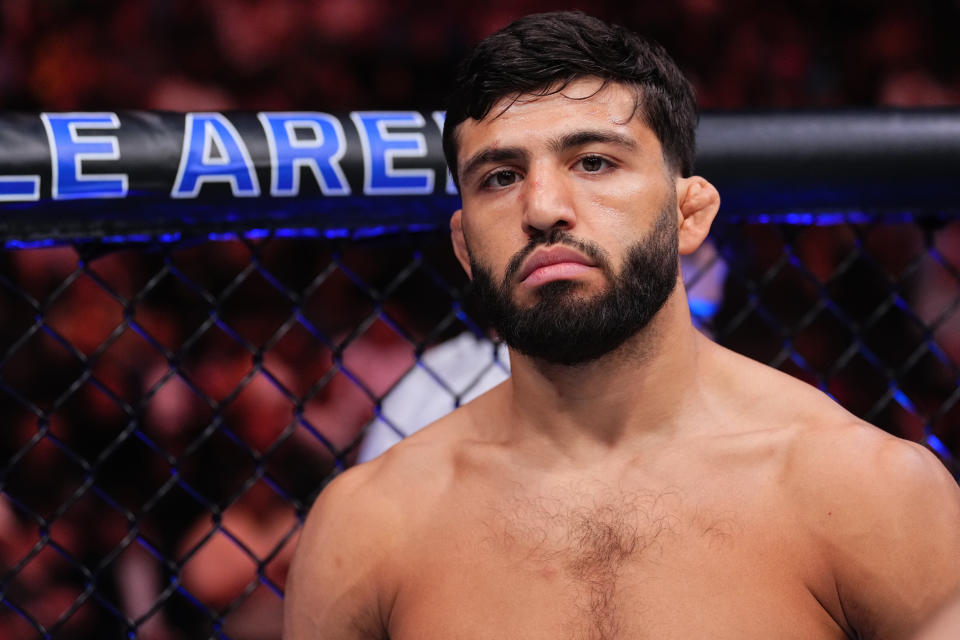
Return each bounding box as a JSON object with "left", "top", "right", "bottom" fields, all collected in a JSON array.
[
  {"left": 258, "top": 112, "right": 350, "bottom": 196},
  {"left": 172, "top": 113, "right": 260, "bottom": 198},
  {"left": 351, "top": 112, "right": 433, "bottom": 195},
  {"left": 41, "top": 112, "right": 127, "bottom": 200}
]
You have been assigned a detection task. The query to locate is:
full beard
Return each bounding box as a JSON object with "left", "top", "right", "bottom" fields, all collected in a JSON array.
[{"left": 468, "top": 204, "right": 679, "bottom": 366}]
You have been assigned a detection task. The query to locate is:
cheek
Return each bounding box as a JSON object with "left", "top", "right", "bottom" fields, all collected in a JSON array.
[
  {"left": 581, "top": 195, "right": 638, "bottom": 247},
  {"left": 590, "top": 179, "right": 674, "bottom": 231},
  {"left": 464, "top": 219, "right": 521, "bottom": 268},
  {"left": 585, "top": 171, "right": 669, "bottom": 215}
]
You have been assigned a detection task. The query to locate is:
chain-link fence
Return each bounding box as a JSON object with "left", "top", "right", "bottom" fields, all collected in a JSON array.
[{"left": 1, "top": 210, "right": 959, "bottom": 639}]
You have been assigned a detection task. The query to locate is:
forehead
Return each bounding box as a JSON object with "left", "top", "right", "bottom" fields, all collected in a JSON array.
[{"left": 456, "top": 78, "right": 658, "bottom": 162}]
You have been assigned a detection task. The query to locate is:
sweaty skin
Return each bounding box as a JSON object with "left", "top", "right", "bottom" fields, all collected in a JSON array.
[{"left": 284, "top": 80, "right": 960, "bottom": 640}]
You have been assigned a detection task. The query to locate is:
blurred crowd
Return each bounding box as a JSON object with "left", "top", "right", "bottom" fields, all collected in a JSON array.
[
  {"left": 1, "top": 1, "right": 959, "bottom": 638},
  {"left": 0, "top": 0, "right": 958, "bottom": 112}
]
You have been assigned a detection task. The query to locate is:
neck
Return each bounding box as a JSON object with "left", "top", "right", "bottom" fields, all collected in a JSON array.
[{"left": 502, "top": 286, "right": 705, "bottom": 465}]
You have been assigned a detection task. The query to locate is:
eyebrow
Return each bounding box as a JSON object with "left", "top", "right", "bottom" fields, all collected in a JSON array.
[{"left": 548, "top": 129, "right": 638, "bottom": 154}]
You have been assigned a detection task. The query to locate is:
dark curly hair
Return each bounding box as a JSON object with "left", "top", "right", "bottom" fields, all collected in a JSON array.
[{"left": 442, "top": 11, "right": 697, "bottom": 187}]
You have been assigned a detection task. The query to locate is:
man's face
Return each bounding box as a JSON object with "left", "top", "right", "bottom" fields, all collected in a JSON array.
[{"left": 453, "top": 78, "right": 682, "bottom": 365}]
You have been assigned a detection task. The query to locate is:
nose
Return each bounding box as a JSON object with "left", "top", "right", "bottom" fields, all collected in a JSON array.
[{"left": 520, "top": 164, "right": 576, "bottom": 237}]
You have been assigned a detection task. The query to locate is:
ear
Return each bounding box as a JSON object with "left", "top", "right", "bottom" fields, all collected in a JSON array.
[
  {"left": 676, "top": 176, "right": 720, "bottom": 255},
  {"left": 450, "top": 208, "right": 473, "bottom": 279}
]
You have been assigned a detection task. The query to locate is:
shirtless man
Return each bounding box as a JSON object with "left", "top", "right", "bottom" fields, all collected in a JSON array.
[{"left": 285, "top": 11, "right": 960, "bottom": 639}]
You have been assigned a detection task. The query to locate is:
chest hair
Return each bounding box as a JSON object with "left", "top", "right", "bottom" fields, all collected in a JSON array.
[{"left": 485, "top": 486, "right": 683, "bottom": 640}]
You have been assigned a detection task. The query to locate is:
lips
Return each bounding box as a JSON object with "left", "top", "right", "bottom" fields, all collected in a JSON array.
[{"left": 517, "top": 246, "right": 596, "bottom": 283}]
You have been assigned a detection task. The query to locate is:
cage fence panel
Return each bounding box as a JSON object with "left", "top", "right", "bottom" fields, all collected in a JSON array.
[{"left": 0, "top": 214, "right": 958, "bottom": 639}]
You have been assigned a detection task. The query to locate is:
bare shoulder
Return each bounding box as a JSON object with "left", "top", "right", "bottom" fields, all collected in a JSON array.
[
  {"left": 783, "top": 415, "right": 960, "bottom": 526},
  {"left": 777, "top": 406, "right": 960, "bottom": 638},
  {"left": 285, "top": 413, "right": 462, "bottom": 637},
  {"left": 287, "top": 398, "right": 486, "bottom": 632},
  {"left": 711, "top": 343, "right": 960, "bottom": 636},
  {"left": 284, "top": 460, "right": 400, "bottom": 639},
  {"left": 711, "top": 345, "right": 951, "bottom": 488},
  {"left": 284, "top": 402, "right": 488, "bottom": 637},
  {"left": 722, "top": 344, "right": 960, "bottom": 568}
]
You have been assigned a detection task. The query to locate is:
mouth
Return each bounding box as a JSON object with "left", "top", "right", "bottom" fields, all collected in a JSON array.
[{"left": 517, "top": 246, "right": 597, "bottom": 286}]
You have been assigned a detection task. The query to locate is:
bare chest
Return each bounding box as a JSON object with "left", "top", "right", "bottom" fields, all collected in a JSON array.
[{"left": 388, "top": 485, "right": 845, "bottom": 640}]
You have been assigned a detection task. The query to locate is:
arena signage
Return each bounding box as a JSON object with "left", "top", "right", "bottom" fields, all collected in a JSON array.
[
  {"left": 0, "top": 111, "right": 457, "bottom": 204},
  {"left": 0, "top": 109, "right": 958, "bottom": 244}
]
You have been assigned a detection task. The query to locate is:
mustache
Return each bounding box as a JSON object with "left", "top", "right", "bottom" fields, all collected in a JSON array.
[{"left": 502, "top": 228, "right": 613, "bottom": 285}]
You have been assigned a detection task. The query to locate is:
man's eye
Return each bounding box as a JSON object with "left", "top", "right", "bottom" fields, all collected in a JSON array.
[
  {"left": 484, "top": 170, "right": 520, "bottom": 188},
  {"left": 579, "top": 156, "right": 609, "bottom": 172}
]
